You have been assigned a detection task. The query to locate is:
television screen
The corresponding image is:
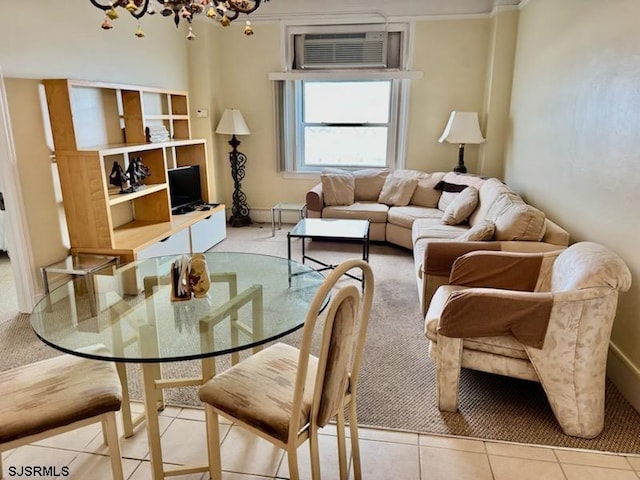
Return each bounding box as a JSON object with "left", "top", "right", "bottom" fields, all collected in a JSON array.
[{"left": 168, "top": 165, "right": 202, "bottom": 210}]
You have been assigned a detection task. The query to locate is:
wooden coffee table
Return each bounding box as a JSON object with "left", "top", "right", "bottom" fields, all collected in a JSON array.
[{"left": 287, "top": 218, "right": 370, "bottom": 285}]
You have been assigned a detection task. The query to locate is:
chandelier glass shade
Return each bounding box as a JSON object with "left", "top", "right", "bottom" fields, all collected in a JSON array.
[{"left": 90, "top": 0, "right": 269, "bottom": 39}]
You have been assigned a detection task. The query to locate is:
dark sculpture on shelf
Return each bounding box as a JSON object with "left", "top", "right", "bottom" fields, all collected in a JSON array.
[
  {"left": 109, "top": 161, "right": 129, "bottom": 194},
  {"left": 109, "top": 158, "right": 151, "bottom": 194}
]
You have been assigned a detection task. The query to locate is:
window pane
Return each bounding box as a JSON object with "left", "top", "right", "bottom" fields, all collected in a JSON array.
[
  {"left": 304, "top": 81, "right": 391, "bottom": 123},
  {"left": 304, "top": 126, "right": 387, "bottom": 167}
]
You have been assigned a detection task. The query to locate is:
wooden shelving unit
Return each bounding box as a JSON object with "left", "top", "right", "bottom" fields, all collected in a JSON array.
[{"left": 43, "top": 79, "right": 225, "bottom": 263}]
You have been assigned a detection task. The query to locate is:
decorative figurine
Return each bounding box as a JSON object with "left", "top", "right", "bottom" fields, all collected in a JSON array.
[
  {"left": 189, "top": 253, "right": 210, "bottom": 297},
  {"left": 108, "top": 161, "right": 128, "bottom": 193}
]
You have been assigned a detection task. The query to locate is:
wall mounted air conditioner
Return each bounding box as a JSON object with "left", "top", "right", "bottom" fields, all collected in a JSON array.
[{"left": 298, "top": 32, "right": 388, "bottom": 69}]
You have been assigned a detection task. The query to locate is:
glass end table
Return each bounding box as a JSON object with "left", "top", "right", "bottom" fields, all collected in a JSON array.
[{"left": 271, "top": 202, "right": 307, "bottom": 236}]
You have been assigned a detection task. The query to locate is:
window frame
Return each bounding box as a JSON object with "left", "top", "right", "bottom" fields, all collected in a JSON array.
[
  {"left": 275, "top": 21, "right": 416, "bottom": 176},
  {"left": 292, "top": 78, "right": 399, "bottom": 172}
]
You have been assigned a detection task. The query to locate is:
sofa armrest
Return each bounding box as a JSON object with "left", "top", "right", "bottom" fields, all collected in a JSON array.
[
  {"left": 306, "top": 183, "right": 324, "bottom": 214},
  {"left": 542, "top": 218, "right": 570, "bottom": 246}
]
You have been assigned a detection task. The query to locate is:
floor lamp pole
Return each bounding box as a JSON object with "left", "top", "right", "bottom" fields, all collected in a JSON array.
[{"left": 227, "top": 134, "right": 252, "bottom": 227}]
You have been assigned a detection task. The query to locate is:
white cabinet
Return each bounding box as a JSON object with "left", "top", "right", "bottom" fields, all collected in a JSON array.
[
  {"left": 136, "top": 228, "right": 191, "bottom": 260},
  {"left": 190, "top": 210, "right": 227, "bottom": 253}
]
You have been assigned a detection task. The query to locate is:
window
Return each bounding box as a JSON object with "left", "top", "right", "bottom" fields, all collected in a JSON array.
[
  {"left": 299, "top": 80, "right": 395, "bottom": 169},
  {"left": 274, "top": 23, "right": 417, "bottom": 174}
]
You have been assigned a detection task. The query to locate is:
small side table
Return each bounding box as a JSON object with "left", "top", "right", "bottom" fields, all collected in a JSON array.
[
  {"left": 271, "top": 202, "right": 307, "bottom": 236},
  {"left": 41, "top": 254, "right": 119, "bottom": 315}
]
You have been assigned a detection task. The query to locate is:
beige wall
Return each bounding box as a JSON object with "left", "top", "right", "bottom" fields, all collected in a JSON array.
[
  {"left": 507, "top": 0, "right": 640, "bottom": 382},
  {"left": 0, "top": 1, "right": 189, "bottom": 284},
  {"left": 195, "top": 18, "right": 497, "bottom": 214},
  {"left": 407, "top": 18, "right": 491, "bottom": 174}
]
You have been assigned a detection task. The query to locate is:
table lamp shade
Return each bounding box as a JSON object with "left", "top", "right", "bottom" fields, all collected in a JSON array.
[
  {"left": 216, "top": 109, "right": 250, "bottom": 135},
  {"left": 438, "top": 111, "right": 485, "bottom": 145}
]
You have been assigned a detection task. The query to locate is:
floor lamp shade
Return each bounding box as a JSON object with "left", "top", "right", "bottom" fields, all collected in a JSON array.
[
  {"left": 216, "top": 109, "right": 252, "bottom": 227},
  {"left": 438, "top": 111, "right": 485, "bottom": 173}
]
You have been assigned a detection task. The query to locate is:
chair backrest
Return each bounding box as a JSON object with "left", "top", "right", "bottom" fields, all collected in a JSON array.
[
  {"left": 288, "top": 259, "right": 374, "bottom": 439},
  {"left": 551, "top": 242, "right": 632, "bottom": 292}
]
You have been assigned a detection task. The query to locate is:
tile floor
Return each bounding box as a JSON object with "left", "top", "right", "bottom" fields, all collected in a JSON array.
[{"left": 2, "top": 401, "right": 640, "bottom": 479}]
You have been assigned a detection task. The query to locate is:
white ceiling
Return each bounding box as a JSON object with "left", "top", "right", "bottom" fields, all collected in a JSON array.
[{"left": 251, "top": 0, "right": 522, "bottom": 21}]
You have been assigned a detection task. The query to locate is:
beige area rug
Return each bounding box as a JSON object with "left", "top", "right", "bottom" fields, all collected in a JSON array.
[{"left": 3, "top": 223, "right": 640, "bottom": 454}]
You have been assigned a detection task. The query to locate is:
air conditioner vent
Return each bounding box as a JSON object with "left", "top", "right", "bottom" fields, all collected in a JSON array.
[{"left": 300, "top": 32, "right": 388, "bottom": 69}]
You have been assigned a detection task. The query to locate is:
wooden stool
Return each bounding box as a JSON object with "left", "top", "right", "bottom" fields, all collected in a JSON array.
[{"left": 0, "top": 346, "right": 123, "bottom": 480}]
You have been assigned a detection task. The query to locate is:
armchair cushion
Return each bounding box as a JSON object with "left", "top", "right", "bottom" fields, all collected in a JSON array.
[{"left": 438, "top": 288, "right": 554, "bottom": 348}]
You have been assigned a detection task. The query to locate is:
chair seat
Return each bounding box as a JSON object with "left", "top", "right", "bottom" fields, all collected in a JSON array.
[
  {"left": 0, "top": 351, "right": 122, "bottom": 443},
  {"left": 199, "top": 343, "right": 318, "bottom": 443}
]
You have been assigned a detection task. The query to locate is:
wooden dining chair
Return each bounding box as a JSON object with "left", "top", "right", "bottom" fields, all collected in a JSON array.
[
  {"left": 0, "top": 346, "right": 124, "bottom": 480},
  {"left": 199, "top": 258, "right": 374, "bottom": 480}
]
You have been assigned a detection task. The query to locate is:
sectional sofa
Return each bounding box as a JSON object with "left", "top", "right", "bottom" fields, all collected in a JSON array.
[{"left": 305, "top": 169, "right": 570, "bottom": 313}]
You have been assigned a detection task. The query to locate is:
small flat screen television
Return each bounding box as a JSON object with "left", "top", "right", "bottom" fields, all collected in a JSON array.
[{"left": 168, "top": 165, "right": 202, "bottom": 210}]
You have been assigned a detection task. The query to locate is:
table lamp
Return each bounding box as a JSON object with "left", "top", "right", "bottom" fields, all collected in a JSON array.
[
  {"left": 216, "top": 109, "right": 252, "bottom": 227},
  {"left": 438, "top": 111, "right": 485, "bottom": 174}
]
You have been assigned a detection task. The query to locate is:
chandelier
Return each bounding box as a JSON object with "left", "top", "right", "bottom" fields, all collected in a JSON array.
[{"left": 90, "top": 0, "right": 269, "bottom": 39}]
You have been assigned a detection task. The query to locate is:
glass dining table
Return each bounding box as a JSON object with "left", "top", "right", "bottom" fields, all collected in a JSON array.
[{"left": 30, "top": 252, "right": 327, "bottom": 480}]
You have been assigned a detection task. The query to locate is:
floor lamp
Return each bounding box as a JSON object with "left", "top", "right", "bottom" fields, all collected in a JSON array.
[
  {"left": 216, "top": 109, "right": 252, "bottom": 227},
  {"left": 438, "top": 111, "right": 485, "bottom": 174}
]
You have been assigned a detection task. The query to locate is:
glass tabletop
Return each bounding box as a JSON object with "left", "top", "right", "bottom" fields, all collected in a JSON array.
[
  {"left": 289, "top": 218, "right": 370, "bottom": 239},
  {"left": 30, "top": 252, "right": 327, "bottom": 363}
]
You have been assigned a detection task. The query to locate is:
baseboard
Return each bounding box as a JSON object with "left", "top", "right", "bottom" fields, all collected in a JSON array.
[{"left": 607, "top": 343, "right": 640, "bottom": 414}]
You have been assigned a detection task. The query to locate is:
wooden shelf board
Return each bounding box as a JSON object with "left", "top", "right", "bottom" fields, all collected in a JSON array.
[
  {"left": 112, "top": 205, "right": 225, "bottom": 251},
  {"left": 75, "top": 138, "right": 205, "bottom": 155},
  {"left": 108, "top": 183, "right": 168, "bottom": 206}
]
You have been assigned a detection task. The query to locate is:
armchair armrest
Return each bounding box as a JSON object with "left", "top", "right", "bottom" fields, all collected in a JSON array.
[
  {"left": 305, "top": 183, "right": 324, "bottom": 213},
  {"left": 449, "top": 250, "right": 548, "bottom": 291},
  {"left": 423, "top": 241, "right": 501, "bottom": 277},
  {"left": 438, "top": 288, "right": 554, "bottom": 348}
]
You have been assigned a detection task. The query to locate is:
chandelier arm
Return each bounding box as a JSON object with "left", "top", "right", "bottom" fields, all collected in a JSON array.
[
  {"left": 129, "top": 0, "right": 151, "bottom": 20},
  {"left": 228, "top": 0, "right": 266, "bottom": 14},
  {"left": 90, "top": 0, "right": 150, "bottom": 19}
]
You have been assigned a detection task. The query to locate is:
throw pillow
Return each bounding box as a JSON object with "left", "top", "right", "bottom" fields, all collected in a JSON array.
[
  {"left": 456, "top": 220, "right": 496, "bottom": 241},
  {"left": 377, "top": 174, "right": 419, "bottom": 206},
  {"left": 442, "top": 186, "right": 479, "bottom": 225},
  {"left": 435, "top": 181, "right": 469, "bottom": 211},
  {"left": 321, "top": 169, "right": 355, "bottom": 206}
]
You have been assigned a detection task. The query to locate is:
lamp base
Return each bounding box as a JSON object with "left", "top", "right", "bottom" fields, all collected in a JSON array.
[
  {"left": 453, "top": 164, "right": 467, "bottom": 174},
  {"left": 229, "top": 215, "right": 253, "bottom": 228},
  {"left": 453, "top": 143, "right": 467, "bottom": 174}
]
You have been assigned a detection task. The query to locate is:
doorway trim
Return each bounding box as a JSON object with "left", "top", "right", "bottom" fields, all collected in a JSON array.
[{"left": 0, "top": 67, "right": 38, "bottom": 313}]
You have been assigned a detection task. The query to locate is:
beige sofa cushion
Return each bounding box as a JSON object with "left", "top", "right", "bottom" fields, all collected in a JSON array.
[
  {"left": 354, "top": 169, "right": 390, "bottom": 201},
  {"left": 437, "top": 172, "right": 487, "bottom": 211},
  {"left": 410, "top": 172, "right": 445, "bottom": 208},
  {"left": 378, "top": 174, "right": 418, "bottom": 206},
  {"left": 456, "top": 220, "right": 495, "bottom": 241},
  {"left": 469, "top": 178, "right": 513, "bottom": 226},
  {"left": 442, "top": 186, "right": 479, "bottom": 225},
  {"left": 321, "top": 169, "right": 354, "bottom": 206},
  {"left": 387, "top": 205, "right": 443, "bottom": 229},
  {"left": 487, "top": 192, "right": 547, "bottom": 241},
  {"left": 323, "top": 202, "right": 389, "bottom": 223}
]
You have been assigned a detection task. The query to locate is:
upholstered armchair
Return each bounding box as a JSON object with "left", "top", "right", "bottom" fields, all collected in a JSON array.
[{"left": 425, "top": 242, "right": 632, "bottom": 439}]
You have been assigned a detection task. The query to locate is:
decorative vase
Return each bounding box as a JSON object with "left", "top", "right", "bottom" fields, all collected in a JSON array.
[{"left": 189, "top": 253, "right": 210, "bottom": 298}]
